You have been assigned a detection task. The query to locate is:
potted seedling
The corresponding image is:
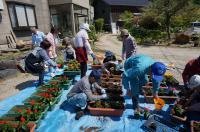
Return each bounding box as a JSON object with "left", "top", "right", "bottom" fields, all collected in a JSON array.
[
  {"left": 134, "top": 110, "right": 140, "bottom": 119},
  {"left": 191, "top": 121, "right": 200, "bottom": 132},
  {"left": 171, "top": 104, "right": 187, "bottom": 122},
  {"left": 144, "top": 108, "right": 150, "bottom": 120}
]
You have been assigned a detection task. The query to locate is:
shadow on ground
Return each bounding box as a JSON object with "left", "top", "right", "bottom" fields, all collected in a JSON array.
[{"left": 15, "top": 80, "right": 36, "bottom": 90}]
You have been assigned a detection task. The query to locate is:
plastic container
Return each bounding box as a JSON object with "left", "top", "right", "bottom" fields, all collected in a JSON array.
[{"left": 154, "top": 98, "right": 165, "bottom": 110}]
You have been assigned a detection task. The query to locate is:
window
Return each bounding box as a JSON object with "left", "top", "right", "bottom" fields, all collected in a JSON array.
[{"left": 7, "top": 2, "right": 37, "bottom": 30}]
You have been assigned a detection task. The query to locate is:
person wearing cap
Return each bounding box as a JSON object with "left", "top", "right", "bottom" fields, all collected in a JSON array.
[
  {"left": 74, "top": 23, "right": 96, "bottom": 78},
  {"left": 182, "top": 56, "right": 200, "bottom": 88},
  {"left": 102, "top": 50, "right": 123, "bottom": 73},
  {"left": 121, "top": 29, "right": 137, "bottom": 60},
  {"left": 184, "top": 75, "right": 200, "bottom": 121},
  {"left": 67, "top": 70, "right": 108, "bottom": 120},
  {"left": 122, "top": 54, "right": 166, "bottom": 111}
]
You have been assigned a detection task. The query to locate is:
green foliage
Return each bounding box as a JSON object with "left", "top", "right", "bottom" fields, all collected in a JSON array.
[
  {"left": 139, "top": 16, "right": 160, "bottom": 29},
  {"left": 95, "top": 18, "right": 104, "bottom": 32},
  {"left": 88, "top": 24, "right": 98, "bottom": 44},
  {"left": 119, "top": 11, "right": 134, "bottom": 29}
]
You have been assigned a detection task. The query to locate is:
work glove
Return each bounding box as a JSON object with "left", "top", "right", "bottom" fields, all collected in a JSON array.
[
  {"left": 102, "top": 94, "right": 108, "bottom": 99},
  {"left": 91, "top": 53, "right": 96, "bottom": 60},
  {"left": 101, "top": 89, "right": 106, "bottom": 94}
]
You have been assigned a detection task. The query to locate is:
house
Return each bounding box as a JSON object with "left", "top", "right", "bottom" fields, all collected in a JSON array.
[
  {"left": 94, "top": 0, "right": 149, "bottom": 32},
  {"left": 0, "top": 0, "right": 92, "bottom": 50}
]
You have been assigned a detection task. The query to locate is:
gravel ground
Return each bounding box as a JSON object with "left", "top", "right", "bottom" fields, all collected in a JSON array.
[
  {"left": 0, "top": 73, "right": 37, "bottom": 101},
  {"left": 95, "top": 34, "right": 200, "bottom": 84}
]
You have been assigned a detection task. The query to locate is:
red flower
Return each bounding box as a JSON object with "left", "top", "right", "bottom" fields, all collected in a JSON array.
[
  {"left": 144, "top": 107, "right": 150, "bottom": 112},
  {"left": 170, "top": 88, "right": 176, "bottom": 91},
  {"left": 34, "top": 109, "right": 38, "bottom": 113},
  {"left": 0, "top": 121, "right": 8, "bottom": 124},
  {"left": 20, "top": 116, "right": 25, "bottom": 123},
  {"left": 26, "top": 108, "right": 32, "bottom": 114},
  {"left": 17, "top": 109, "right": 22, "bottom": 113},
  {"left": 30, "top": 100, "right": 35, "bottom": 106}
]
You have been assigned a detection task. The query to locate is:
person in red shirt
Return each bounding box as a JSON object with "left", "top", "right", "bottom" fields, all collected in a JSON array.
[{"left": 182, "top": 56, "right": 200, "bottom": 87}]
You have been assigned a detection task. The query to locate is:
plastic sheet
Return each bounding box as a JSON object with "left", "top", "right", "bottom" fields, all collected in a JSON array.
[{"left": 0, "top": 69, "right": 177, "bottom": 132}]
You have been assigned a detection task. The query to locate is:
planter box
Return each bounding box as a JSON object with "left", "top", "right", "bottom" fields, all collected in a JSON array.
[
  {"left": 142, "top": 82, "right": 167, "bottom": 89},
  {"left": 100, "top": 82, "right": 122, "bottom": 89},
  {"left": 88, "top": 103, "right": 124, "bottom": 116},
  {"left": 0, "top": 121, "right": 36, "bottom": 132},
  {"left": 48, "top": 94, "right": 62, "bottom": 111},
  {"left": 144, "top": 95, "right": 178, "bottom": 104},
  {"left": 64, "top": 70, "right": 81, "bottom": 76},
  {"left": 61, "top": 83, "right": 72, "bottom": 90},
  {"left": 170, "top": 113, "right": 187, "bottom": 123},
  {"left": 0, "top": 113, "right": 42, "bottom": 127},
  {"left": 101, "top": 78, "right": 121, "bottom": 83},
  {"left": 91, "top": 65, "right": 102, "bottom": 69},
  {"left": 191, "top": 121, "right": 200, "bottom": 132},
  {"left": 101, "top": 74, "right": 121, "bottom": 79}
]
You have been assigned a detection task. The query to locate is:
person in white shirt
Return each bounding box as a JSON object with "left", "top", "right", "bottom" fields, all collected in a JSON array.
[
  {"left": 30, "top": 27, "right": 45, "bottom": 48},
  {"left": 74, "top": 23, "right": 96, "bottom": 78}
]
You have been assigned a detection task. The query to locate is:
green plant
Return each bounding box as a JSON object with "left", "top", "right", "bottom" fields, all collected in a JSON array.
[
  {"left": 171, "top": 104, "right": 185, "bottom": 117},
  {"left": 88, "top": 25, "right": 98, "bottom": 44},
  {"left": 134, "top": 110, "right": 140, "bottom": 119},
  {"left": 193, "top": 122, "right": 200, "bottom": 132},
  {"left": 144, "top": 108, "right": 150, "bottom": 119},
  {"left": 119, "top": 11, "right": 134, "bottom": 29},
  {"left": 95, "top": 18, "right": 104, "bottom": 32}
]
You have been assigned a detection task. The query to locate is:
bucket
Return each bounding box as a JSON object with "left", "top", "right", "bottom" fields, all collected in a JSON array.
[{"left": 154, "top": 98, "right": 165, "bottom": 110}]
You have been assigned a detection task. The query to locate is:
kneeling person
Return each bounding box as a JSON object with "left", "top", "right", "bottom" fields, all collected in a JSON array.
[{"left": 67, "top": 70, "right": 107, "bottom": 120}]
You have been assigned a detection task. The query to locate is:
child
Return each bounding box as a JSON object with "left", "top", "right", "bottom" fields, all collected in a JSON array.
[{"left": 62, "top": 37, "right": 76, "bottom": 63}]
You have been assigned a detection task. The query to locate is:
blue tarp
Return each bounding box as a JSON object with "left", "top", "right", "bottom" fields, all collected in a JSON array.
[{"left": 0, "top": 69, "right": 178, "bottom": 132}]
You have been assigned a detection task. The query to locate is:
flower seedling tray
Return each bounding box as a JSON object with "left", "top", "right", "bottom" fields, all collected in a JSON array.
[
  {"left": 87, "top": 102, "right": 124, "bottom": 116},
  {"left": 143, "top": 114, "right": 185, "bottom": 132},
  {"left": 64, "top": 70, "right": 81, "bottom": 76},
  {"left": 100, "top": 83, "right": 122, "bottom": 89},
  {"left": 0, "top": 121, "right": 36, "bottom": 132},
  {"left": 191, "top": 121, "right": 200, "bottom": 132},
  {"left": 101, "top": 78, "right": 121, "bottom": 83}
]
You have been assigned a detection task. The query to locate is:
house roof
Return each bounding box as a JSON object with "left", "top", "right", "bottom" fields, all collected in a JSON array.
[{"left": 102, "top": 0, "right": 149, "bottom": 6}]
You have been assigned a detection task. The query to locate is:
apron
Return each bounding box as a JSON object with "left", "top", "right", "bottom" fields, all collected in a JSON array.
[{"left": 75, "top": 47, "right": 88, "bottom": 63}]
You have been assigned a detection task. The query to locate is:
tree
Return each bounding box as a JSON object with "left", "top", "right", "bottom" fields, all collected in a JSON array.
[
  {"left": 144, "top": 0, "right": 190, "bottom": 40},
  {"left": 119, "top": 11, "right": 134, "bottom": 29}
]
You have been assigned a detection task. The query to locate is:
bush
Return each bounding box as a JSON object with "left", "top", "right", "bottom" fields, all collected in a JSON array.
[
  {"left": 88, "top": 25, "right": 98, "bottom": 44},
  {"left": 95, "top": 18, "right": 104, "bottom": 32},
  {"left": 139, "top": 16, "right": 160, "bottom": 29},
  {"left": 174, "top": 34, "right": 190, "bottom": 44}
]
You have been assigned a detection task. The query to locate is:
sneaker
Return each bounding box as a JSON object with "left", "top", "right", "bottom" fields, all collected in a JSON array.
[{"left": 75, "top": 111, "right": 85, "bottom": 120}]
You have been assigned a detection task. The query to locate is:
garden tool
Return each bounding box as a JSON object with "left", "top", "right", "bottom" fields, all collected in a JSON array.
[{"left": 154, "top": 98, "right": 165, "bottom": 110}]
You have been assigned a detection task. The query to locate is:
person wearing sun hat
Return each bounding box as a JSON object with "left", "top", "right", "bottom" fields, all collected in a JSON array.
[
  {"left": 67, "top": 70, "right": 108, "bottom": 120},
  {"left": 122, "top": 54, "right": 166, "bottom": 111},
  {"left": 74, "top": 23, "right": 97, "bottom": 78}
]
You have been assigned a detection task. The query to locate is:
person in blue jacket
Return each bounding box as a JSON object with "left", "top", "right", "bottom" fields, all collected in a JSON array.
[{"left": 122, "top": 54, "right": 166, "bottom": 110}]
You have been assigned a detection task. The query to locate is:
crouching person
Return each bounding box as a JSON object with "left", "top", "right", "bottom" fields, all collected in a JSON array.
[
  {"left": 67, "top": 70, "right": 108, "bottom": 120},
  {"left": 25, "top": 39, "right": 56, "bottom": 86},
  {"left": 185, "top": 75, "right": 200, "bottom": 122}
]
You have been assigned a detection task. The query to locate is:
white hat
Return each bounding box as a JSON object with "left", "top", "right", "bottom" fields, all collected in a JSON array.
[
  {"left": 188, "top": 75, "right": 200, "bottom": 89},
  {"left": 79, "top": 23, "right": 90, "bottom": 31}
]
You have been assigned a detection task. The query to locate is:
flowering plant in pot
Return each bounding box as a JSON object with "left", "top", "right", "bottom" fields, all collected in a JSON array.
[
  {"left": 171, "top": 104, "right": 185, "bottom": 118},
  {"left": 64, "top": 60, "right": 80, "bottom": 71},
  {"left": 36, "top": 92, "right": 55, "bottom": 106},
  {"left": 56, "top": 58, "right": 64, "bottom": 69},
  {"left": 134, "top": 110, "right": 140, "bottom": 119}
]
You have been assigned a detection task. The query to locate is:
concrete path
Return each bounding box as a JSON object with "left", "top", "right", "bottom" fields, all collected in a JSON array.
[{"left": 95, "top": 34, "right": 200, "bottom": 83}]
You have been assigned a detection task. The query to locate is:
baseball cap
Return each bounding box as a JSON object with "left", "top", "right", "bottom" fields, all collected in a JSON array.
[
  {"left": 105, "top": 51, "right": 114, "bottom": 57},
  {"left": 89, "top": 70, "right": 102, "bottom": 81},
  {"left": 188, "top": 75, "right": 200, "bottom": 89},
  {"left": 152, "top": 62, "right": 166, "bottom": 82}
]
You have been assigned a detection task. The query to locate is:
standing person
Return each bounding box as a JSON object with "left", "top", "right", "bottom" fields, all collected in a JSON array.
[
  {"left": 25, "top": 40, "right": 56, "bottom": 86},
  {"left": 46, "top": 27, "right": 59, "bottom": 76},
  {"left": 62, "top": 37, "right": 76, "bottom": 63},
  {"left": 30, "top": 27, "right": 45, "bottom": 48},
  {"left": 74, "top": 23, "right": 96, "bottom": 78},
  {"left": 122, "top": 54, "right": 166, "bottom": 111},
  {"left": 67, "top": 70, "right": 108, "bottom": 120},
  {"left": 182, "top": 56, "right": 200, "bottom": 88},
  {"left": 121, "top": 29, "right": 137, "bottom": 60}
]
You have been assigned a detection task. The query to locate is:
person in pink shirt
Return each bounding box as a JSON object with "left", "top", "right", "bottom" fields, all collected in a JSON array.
[
  {"left": 46, "top": 27, "right": 59, "bottom": 75},
  {"left": 46, "top": 27, "right": 58, "bottom": 60}
]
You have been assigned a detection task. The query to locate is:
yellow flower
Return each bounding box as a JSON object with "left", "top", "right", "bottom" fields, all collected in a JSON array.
[{"left": 164, "top": 71, "right": 173, "bottom": 77}]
